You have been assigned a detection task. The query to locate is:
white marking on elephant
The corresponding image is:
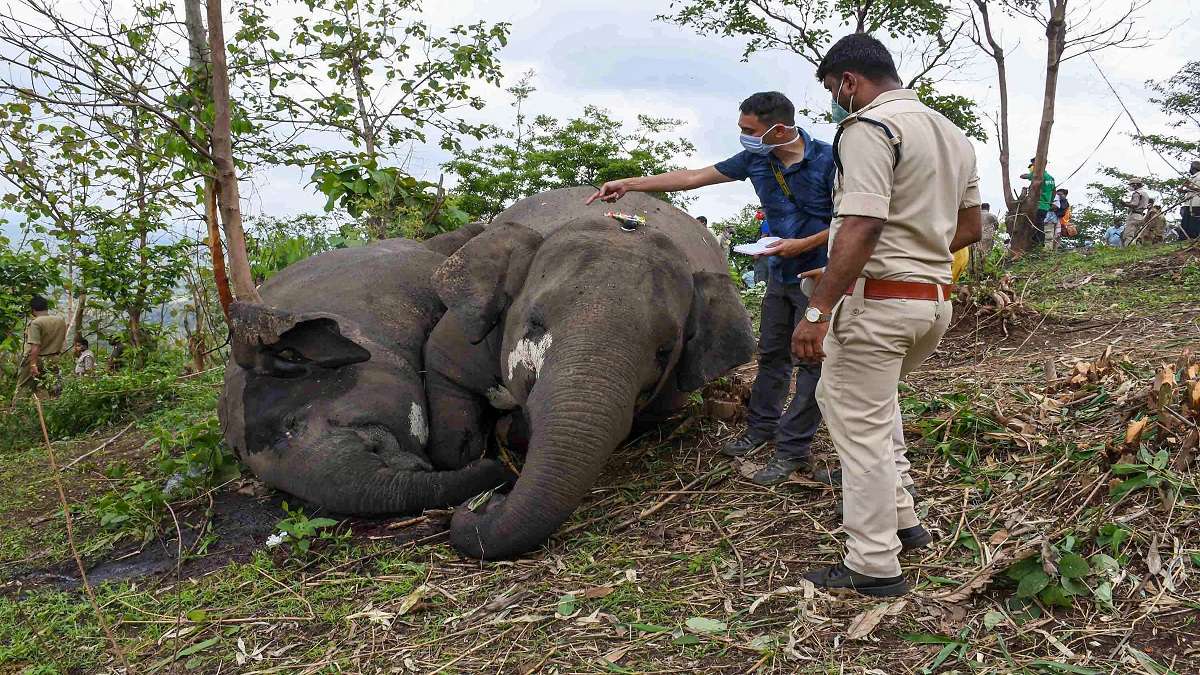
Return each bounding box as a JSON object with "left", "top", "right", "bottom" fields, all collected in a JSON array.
[
  {"left": 485, "top": 385, "right": 520, "bottom": 410},
  {"left": 409, "top": 402, "right": 428, "bottom": 446},
  {"left": 507, "top": 333, "right": 553, "bottom": 381}
]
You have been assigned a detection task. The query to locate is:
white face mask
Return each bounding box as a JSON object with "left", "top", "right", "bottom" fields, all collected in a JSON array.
[{"left": 739, "top": 124, "right": 800, "bottom": 155}]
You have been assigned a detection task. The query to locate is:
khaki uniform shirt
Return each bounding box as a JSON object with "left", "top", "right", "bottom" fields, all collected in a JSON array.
[
  {"left": 1126, "top": 188, "right": 1149, "bottom": 224},
  {"left": 1186, "top": 171, "right": 1200, "bottom": 209},
  {"left": 23, "top": 314, "right": 67, "bottom": 357},
  {"left": 830, "top": 89, "right": 980, "bottom": 285}
]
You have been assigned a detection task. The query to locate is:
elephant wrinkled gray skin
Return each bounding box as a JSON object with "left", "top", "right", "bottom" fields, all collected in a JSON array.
[
  {"left": 426, "top": 187, "right": 757, "bottom": 560},
  {"left": 219, "top": 230, "right": 511, "bottom": 515}
]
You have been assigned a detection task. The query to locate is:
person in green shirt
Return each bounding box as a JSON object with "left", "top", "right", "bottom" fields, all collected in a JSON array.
[{"left": 1020, "top": 158, "right": 1055, "bottom": 249}]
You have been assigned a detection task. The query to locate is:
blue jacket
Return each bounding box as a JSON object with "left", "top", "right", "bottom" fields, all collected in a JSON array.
[{"left": 715, "top": 128, "right": 835, "bottom": 283}]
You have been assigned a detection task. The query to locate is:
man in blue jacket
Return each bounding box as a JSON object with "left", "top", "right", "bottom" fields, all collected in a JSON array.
[{"left": 588, "top": 91, "right": 835, "bottom": 485}]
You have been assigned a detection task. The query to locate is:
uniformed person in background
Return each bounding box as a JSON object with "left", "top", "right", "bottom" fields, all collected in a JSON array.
[
  {"left": 790, "top": 33, "right": 981, "bottom": 596},
  {"left": 14, "top": 295, "right": 67, "bottom": 400},
  {"left": 1121, "top": 179, "right": 1150, "bottom": 246}
]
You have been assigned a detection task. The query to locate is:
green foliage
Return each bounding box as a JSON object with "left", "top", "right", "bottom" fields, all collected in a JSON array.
[
  {"left": 656, "top": 0, "right": 982, "bottom": 136},
  {"left": 245, "top": 214, "right": 365, "bottom": 281},
  {"left": 1135, "top": 61, "right": 1199, "bottom": 159},
  {"left": 234, "top": 0, "right": 510, "bottom": 161},
  {"left": 273, "top": 502, "right": 345, "bottom": 557},
  {"left": 445, "top": 102, "right": 696, "bottom": 220},
  {"left": 0, "top": 236, "right": 62, "bottom": 352},
  {"left": 312, "top": 160, "right": 469, "bottom": 239},
  {"left": 718, "top": 204, "right": 767, "bottom": 277},
  {"left": 910, "top": 392, "right": 1004, "bottom": 472},
  {"left": 1003, "top": 539, "right": 1123, "bottom": 612}
]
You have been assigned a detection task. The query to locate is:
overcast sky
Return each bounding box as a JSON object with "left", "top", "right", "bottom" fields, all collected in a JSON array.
[
  {"left": 241, "top": 0, "right": 1197, "bottom": 226},
  {"left": 6, "top": 0, "right": 1198, "bottom": 239}
]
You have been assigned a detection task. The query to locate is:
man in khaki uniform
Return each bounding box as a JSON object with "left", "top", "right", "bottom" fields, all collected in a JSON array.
[
  {"left": 1121, "top": 179, "right": 1150, "bottom": 245},
  {"left": 791, "top": 34, "right": 981, "bottom": 596},
  {"left": 15, "top": 295, "right": 67, "bottom": 399}
]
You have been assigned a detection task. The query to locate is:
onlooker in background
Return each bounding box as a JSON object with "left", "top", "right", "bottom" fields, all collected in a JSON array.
[
  {"left": 696, "top": 215, "right": 708, "bottom": 227},
  {"left": 108, "top": 335, "right": 126, "bottom": 372},
  {"left": 1020, "top": 158, "right": 1055, "bottom": 249},
  {"left": 970, "top": 202, "right": 999, "bottom": 279},
  {"left": 14, "top": 295, "right": 67, "bottom": 399},
  {"left": 1142, "top": 199, "right": 1165, "bottom": 244},
  {"left": 1056, "top": 189, "right": 1074, "bottom": 239},
  {"left": 979, "top": 203, "right": 999, "bottom": 255},
  {"left": 1121, "top": 178, "right": 1150, "bottom": 246},
  {"left": 73, "top": 338, "right": 96, "bottom": 376},
  {"left": 1048, "top": 188, "right": 1071, "bottom": 248},
  {"left": 1178, "top": 160, "right": 1200, "bottom": 240},
  {"left": 1105, "top": 219, "right": 1124, "bottom": 247},
  {"left": 753, "top": 209, "right": 770, "bottom": 286}
]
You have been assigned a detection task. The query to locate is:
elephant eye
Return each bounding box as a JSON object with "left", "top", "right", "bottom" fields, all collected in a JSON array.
[
  {"left": 276, "top": 347, "right": 309, "bottom": 364},
  {"left": 655, "top": 344, "right": 673, "bottom": 367}
]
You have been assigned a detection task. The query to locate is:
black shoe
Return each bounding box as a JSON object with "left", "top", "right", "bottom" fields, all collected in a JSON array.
[
  {"left": 803, "top": 562, "right": 908, "bottom": 597},
  {"left": 749, "top": 455, "right": 811, "bottom": 486},
  {"left": 898, "top": 525, "right": 933, "bottom": 554},
  {"left": 720, "top": 432, "right": 768, "bottom": 458}
]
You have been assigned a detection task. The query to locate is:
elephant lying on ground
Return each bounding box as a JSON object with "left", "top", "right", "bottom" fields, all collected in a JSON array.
[
  {"left": 426, "top": 187, "right": 757, "bottom": 559},
  {"left": 218, "top": 227, "right": 512, "bottom": 514}
]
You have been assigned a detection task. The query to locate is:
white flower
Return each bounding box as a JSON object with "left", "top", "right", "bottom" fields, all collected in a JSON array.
[{"left": 265, "top": 532, "right": 288, "bottom": 548}]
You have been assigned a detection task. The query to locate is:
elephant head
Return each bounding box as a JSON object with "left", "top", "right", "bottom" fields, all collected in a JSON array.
[
  {"left": 219, "top": 241, "right": 509, "bottom": 515},
  {"left": 435, "top": 215, "right": 755, "bottom": 559}
]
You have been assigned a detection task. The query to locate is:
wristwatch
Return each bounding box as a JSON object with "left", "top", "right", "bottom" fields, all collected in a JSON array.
[{"left": 804, "top": 306, "right": 833, "bottom": 323}]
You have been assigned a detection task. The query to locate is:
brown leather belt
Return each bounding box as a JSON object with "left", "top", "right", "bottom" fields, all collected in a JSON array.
[{"left": 845, "top": 278, "right": 954, "bottom": 301}]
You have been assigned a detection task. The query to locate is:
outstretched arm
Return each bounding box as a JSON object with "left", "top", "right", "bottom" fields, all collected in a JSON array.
[{"left": 585, "top": 166, "right": 733, "bottom": 204}]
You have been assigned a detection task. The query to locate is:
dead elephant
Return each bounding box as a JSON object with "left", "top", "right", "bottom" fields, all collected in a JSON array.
[
  {"left": 219, "top": 229, "right": 512, "bottom": 515},
  {"left": 425, "top": 187, "right": 757, "bottom": 560}
]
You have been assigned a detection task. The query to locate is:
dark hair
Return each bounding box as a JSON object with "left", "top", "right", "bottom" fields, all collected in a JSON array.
[
  {"left": 1057, "top": 188, "right": 1068, "bottom": 195},
  {"left": 739, "top": 91, "right": 795, "bottom": 126},
  {"left": 696, "top": 216, "right": 708, "bottom": 225},
  {"left": 815, "top": 33, "right": 900, "bottom": 83},
  {"left": 76, "top": 337, "right": 89, "bottom": 348},
  {"left": 982, "top": 203, "right": 991, "bottom": 210},
  {"left": 30, "top": 295, "right": 48, "bottom": 312}
]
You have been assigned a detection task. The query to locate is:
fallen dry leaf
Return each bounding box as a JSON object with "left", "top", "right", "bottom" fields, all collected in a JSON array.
[
  {"left": 846, "top": 603, "right": 892, "bottom": 640},
  {"left": 1125, "top": 418, "right": 1149, "bottom": 447}
]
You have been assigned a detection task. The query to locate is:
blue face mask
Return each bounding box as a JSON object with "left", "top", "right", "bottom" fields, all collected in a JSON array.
[
  {"left": 739, "top": 124, "right": 799, "bottom": 155},
  {"left": 831, "top": 77, "right": 852, "bottom": 124}
]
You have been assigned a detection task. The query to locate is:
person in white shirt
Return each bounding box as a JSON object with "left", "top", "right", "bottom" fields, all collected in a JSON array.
[
  {"left": 1178, "top": 161, "right": 1200, "bottom": 240},
  {"left": 74, "top": 338, "right": 96, "bottom": 376}
]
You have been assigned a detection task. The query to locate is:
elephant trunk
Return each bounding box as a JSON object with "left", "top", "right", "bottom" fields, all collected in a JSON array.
[
  {"left": 253, "top": 428, "right": 510, "bottom": 516},
  {"left": 450, "top": 339, "right": 639, "bottom": 559},
  {"left": 352, "top": 459, "right": 512, "bottom": 516}
]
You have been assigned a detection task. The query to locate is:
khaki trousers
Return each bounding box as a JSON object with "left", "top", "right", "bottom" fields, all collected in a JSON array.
[{"left": 816, "top": 279, "right": 951, "bottom": 578}]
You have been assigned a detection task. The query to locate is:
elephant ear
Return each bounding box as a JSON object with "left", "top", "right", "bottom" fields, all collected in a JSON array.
[
  {"left": 228, "top": 301, "right": 369, "bottom": 372},
  {"left": 433, "top": 221, "right": 544, "bottom": 343},
  {"left": 677, "top": 272, "right": 757, "bottom": 391}
]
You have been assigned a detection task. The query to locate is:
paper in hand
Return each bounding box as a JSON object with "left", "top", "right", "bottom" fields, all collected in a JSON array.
[{"left": 732, "top": 236, "right": 781, "bottom": 256}]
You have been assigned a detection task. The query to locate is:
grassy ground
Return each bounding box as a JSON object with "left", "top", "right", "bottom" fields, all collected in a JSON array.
[{"left": 1, "top": 243, "right": 1198, "bottom": 673}]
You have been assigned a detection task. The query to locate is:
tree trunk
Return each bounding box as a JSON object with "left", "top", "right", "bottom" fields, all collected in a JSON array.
[
  {"left": 975, "top": 0, "right": 1016, "bottom": 211},
  {"left": 206, "top": 181, "right": 233, "bottom": 317},
  {"left": 1012, "top": 0, "right": 1067, "bottom": 253},
  {"left": 71, "top": 293, "right": 86, "bottom": 343},
  {"left": 206, "top": 0, "right": 260, "bottom": 303}
]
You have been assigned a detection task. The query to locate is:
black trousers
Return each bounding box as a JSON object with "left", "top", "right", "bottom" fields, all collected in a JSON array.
[
  {"left": 1031, "top": 209, "right": 1047, "bottom": 249},
  {"left": 744, "top": 276, "right": 823, "bottom": 460},
  {"left": 1183, "top": 207, "right": 1200, "bottom": 240}
]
